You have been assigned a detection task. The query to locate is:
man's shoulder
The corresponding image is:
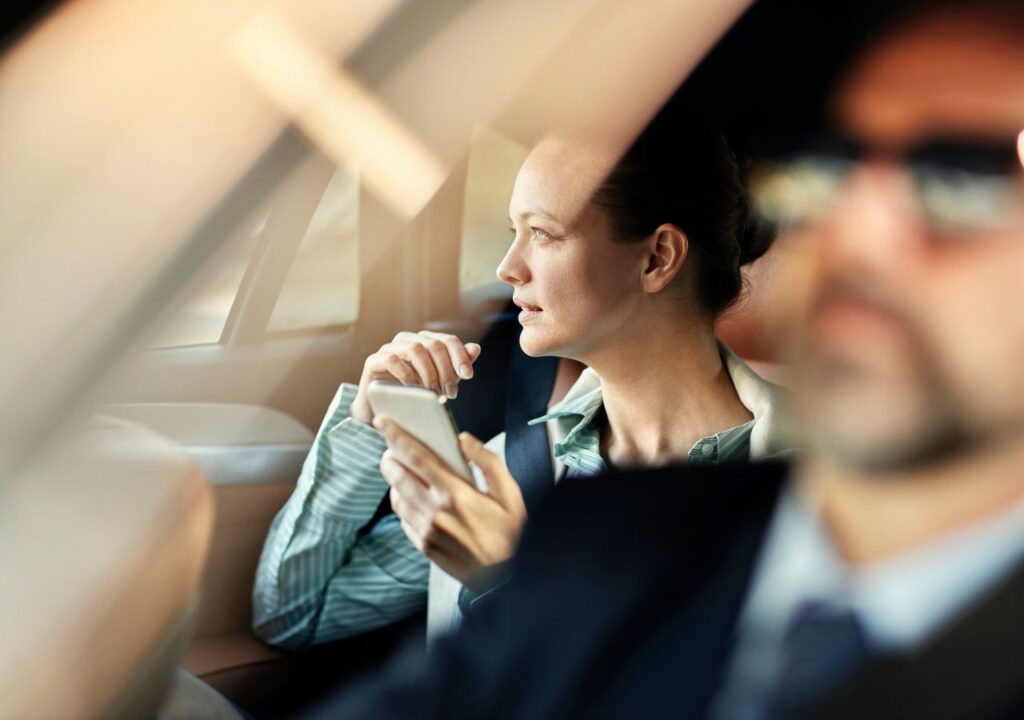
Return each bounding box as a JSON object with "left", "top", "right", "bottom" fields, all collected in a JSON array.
[
  {"left": 504, "top": 461, "right": 789, "bottom": 612},
  {"left": 458, "top": 462, "right": 790, "bottom": 719},
  {"left": 525, "top": 461, "right": 788, "bottom": 553}
]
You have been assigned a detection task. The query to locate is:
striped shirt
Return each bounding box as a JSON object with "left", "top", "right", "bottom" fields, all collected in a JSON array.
[
  {"left": 253, "top": 345, "right": 782, "bottom": 649},
  {"left": 528, "top": 384, "right": 755, "bottom": 475},
  {"left": 252, "top": 384, "right": 429, "bottom": 649}
]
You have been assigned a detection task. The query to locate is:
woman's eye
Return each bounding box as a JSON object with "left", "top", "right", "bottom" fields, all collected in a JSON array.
[{"left": 532, "top": 228, "right": 552, "bottom": 241}]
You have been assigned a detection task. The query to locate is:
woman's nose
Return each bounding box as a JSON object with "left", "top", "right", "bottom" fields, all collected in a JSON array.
[{"left": 496, "top": 240, "right": 529, "bottom": 286}]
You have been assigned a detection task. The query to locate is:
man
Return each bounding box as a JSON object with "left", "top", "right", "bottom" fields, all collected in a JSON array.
[{"left": 309, "top": 0, "right": 1024, "bottom": 717}]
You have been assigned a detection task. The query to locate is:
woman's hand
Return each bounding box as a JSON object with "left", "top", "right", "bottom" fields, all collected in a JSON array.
[
  {"left": 373, "top": 416, "right": 527, "bottom": 593},
  {"left": 349, "top": 331, "right": 482, "bottom": 425}
]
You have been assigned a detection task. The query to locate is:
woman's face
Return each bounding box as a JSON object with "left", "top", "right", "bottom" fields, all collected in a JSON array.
[{"left": 498, "top": 140, "right": 651, "bottom": 359}]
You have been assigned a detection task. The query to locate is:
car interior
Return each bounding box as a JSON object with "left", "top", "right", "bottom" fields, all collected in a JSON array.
[{"left": 0, "top": 0, "right": 824, "bottom": 716}]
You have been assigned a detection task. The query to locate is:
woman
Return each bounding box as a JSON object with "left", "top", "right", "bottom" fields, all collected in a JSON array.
[{"left": 253, "top": 108, "right": 789, "bottom": 647}]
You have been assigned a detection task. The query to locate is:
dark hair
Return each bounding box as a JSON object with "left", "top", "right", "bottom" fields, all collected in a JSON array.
[
  {"left": 592, "top": 109, "right": 773, "bottom": 317},
  {"left": 879, "top": 0, "right": 1024, "bottom": 36}
]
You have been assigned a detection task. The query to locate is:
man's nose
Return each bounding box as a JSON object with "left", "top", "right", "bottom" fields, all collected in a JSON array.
[{"left": 817, "top": 162, "right": 925, "bottom": 276}]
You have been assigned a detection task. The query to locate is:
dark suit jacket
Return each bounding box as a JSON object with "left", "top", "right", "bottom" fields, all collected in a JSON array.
[{"left": 309, "top": 462, "right": 1024, "bottom": 720}]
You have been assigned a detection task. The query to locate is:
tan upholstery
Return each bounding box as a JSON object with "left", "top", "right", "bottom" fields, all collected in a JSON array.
[
  {"left": 0, "top": 416, "right": 213, "bottom": 718},
  {"left": 717, "top": 237, "right": 799, "bottom": 384},
  {"left": 101, "top": 403, "right": 313, "bottom": 701}
]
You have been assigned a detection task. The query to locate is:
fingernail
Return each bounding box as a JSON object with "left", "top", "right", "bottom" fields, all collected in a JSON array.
[
  {"left": 446, "top": 382, "right": 457, "bottom": 399},
  {"left": 459, "top": 364, "right": 472, "bottom": 379}
]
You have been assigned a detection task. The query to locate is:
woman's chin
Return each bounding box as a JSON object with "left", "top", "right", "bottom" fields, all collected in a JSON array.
[{"left": 518, "top": 330, "right": 560, "bottom": 358}]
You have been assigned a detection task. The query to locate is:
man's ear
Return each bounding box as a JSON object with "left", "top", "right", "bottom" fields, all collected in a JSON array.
[{"left": 640, "top": 224, "right": 688, "bottom": 294}]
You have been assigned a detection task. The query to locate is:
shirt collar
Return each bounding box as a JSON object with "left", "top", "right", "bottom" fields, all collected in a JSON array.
[
  {"left": 719, "top": 344, "right": 791, "bottom": 458},
  {"left": 741, "top": 483, "right": 1024, "bottom": 653},
  {"left": 527, "top": 381, "right": 606, "bottom": 474},
  {"left": 526, "top": 342, "right": 784, "bottom": 458},
  {"left": 689, "top": 419, "right": 756, "bottom": 464},
  {"left": 527, "top": 381, "right": 604, "bottom": 429}
]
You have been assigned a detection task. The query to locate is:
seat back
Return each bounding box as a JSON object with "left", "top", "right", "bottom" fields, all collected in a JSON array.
[{"left": 0, "top": 416, "right": 213, "bottom": 718}]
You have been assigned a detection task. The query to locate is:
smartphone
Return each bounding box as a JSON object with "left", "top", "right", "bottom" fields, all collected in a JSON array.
[{"left": 366, "top": 381, "right": 485, "bottom": 491}]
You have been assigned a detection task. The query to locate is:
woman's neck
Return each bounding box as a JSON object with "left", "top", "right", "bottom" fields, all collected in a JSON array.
[{"left": 587, "top": 314, "right": 753, "bottom": 468}]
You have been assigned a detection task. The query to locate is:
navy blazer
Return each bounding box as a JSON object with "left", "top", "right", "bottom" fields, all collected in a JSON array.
[{"left": 309, "top": 462, "right": 1024, "bottom": 720}]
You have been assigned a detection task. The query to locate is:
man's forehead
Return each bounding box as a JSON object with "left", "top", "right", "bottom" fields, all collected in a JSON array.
[{"left": 834, "top": 12, "right": 1024, "bottom": 145}]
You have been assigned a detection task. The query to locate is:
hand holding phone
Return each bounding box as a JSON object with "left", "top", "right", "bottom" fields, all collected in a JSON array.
[
  {"left": 367, "top": 381, "right": 484, "bottom": 490},
  {"left": 372, "top": 403, "right": 527, "bottom": 589}
]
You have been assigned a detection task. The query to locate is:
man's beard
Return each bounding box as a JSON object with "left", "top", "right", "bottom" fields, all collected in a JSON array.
[
  {"left": 793, "top": 273, "right": 982, "bottom": 474},
  {"left": 798, "top": 346, "right": 980, "bottom": 474}
]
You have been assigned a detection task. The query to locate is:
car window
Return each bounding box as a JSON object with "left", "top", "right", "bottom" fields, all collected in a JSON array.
[
  {"left": 146, "top": 157, "right": 360, "bottom": 348},
  {"left": 145, "top": 215, "right": 265, "bottom": 348},
  {"left": 268, "top": 162, "right": 360, "bottom": 332},
  {"left": 459, "top": 125, "right": 527, "bottom": 292}
]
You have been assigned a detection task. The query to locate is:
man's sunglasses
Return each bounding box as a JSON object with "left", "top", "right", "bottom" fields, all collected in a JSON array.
[{"left": 749, "top": 130, "right": 1024, "bottom": 238}]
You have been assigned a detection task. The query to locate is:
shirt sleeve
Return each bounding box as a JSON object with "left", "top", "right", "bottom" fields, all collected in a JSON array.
[{"left": 252, "top": 383, "right": 430, "bottom": 650}]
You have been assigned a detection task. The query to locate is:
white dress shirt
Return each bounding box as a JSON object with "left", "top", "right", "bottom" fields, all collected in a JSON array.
[{"left": 712, "top": 482, "right": 1024, "bottom": 719}]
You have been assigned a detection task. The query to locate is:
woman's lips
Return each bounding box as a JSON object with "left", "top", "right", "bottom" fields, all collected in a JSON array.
[
  {"left": 514, "top": 298, "right": 542, "bottom": 323},
  {"left": 518, "top": 308, "right": 542, "bottom": 323}
]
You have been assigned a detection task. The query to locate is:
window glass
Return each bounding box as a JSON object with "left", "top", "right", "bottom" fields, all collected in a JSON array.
[
  {"left": 268, "top": 162, "right": 360, "bottom": 332},
  {"left": 145, "top": 213, "right": 265, "bottom": 348},
  {"left": 459, "top": 126, "right": 527, "bottom": 291}
]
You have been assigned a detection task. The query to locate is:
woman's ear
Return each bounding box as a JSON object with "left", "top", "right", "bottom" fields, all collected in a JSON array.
[{"left": 640, "top": 224, "right": 688, "bottom": 294}]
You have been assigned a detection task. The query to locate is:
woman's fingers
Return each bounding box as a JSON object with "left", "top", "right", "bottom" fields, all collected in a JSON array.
[
  {"left": 380, "top": 421, "right": 518, "bottom": 513},
  {"left": 385, "top": 455, "right": 465, "bottom": 561},
  {"left": 357, "top": 333, "right": 482, "bottom": 421},
  {"left": 375, "top": 416, "right": 452, "bottom": 485},
  {"left": 381, "top": 450, "right": 429, "bottom": 490},
  {"left": 401, "top": 341, "right": 442, "bottom": 395},
  {"left": 419, "top": 335, "right": 461, "bottom": 398},
  {"left": 384, "top": 429, "right": 526, "bottom": 585},
  {"left": 394, "top": 331, "right": 483, "bottom": 396},
  {"left": 397, "top": 514, "right": 425, "bottom": 553},
  {"left": 421, "top": 332, "right": 481, "bottom": 382},
  {"left": 384, "top": 464, "right": 432, "bottom": 538},
  {"left": 381, "top": 350, "right": 419, "bottom": 386},
  {"left": 409, "top": 332, "right": 481, "bottom": 397}
]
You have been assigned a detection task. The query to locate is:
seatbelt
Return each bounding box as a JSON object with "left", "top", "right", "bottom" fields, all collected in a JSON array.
[
  {"left": 503, "top": 327, "right": 559, "bottom": 515},
  {"left": 453, "top": 338, "right": 557, "bottom": 615}
]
